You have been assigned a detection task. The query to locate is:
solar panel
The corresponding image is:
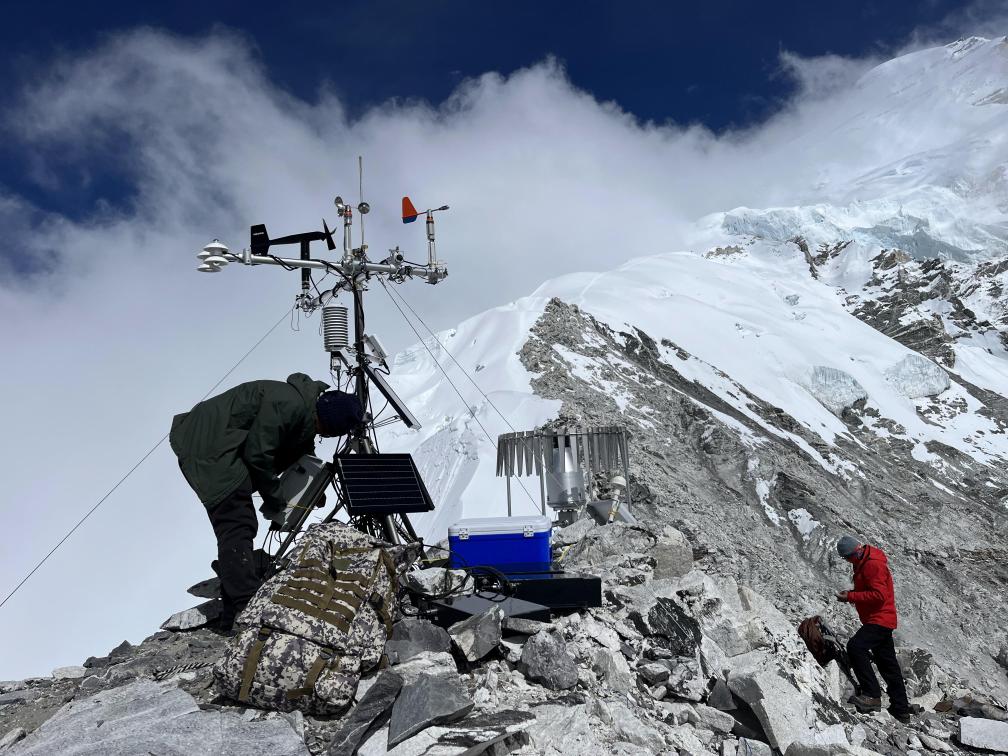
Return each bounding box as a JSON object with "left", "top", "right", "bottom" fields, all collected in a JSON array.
[{"left": 334, "top": 453, "right": 435, "bottom": 516}]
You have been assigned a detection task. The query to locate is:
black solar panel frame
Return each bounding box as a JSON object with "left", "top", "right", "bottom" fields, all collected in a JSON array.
[{"left": 334, "top": 453, "right": 435, "bottom": 516}]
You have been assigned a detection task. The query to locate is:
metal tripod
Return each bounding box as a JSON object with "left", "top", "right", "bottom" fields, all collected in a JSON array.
[{"left": 267, "top": 275, "right": 419, "bottom": 572}]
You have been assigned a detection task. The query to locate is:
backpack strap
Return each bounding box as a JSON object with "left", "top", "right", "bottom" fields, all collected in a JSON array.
[
  {"left": 238, "top": 627, "right": 272, "bottom": 702},
  {"left": 286, "top": 647, "right": 335, "bottom": 701},
  {"left": 374, "top": 549, "right": 400, "bottom": 634}
]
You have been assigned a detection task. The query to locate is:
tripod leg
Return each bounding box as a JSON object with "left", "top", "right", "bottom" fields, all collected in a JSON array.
[{"left": 381, "top": 516, "right": 400, "bottom": 545}]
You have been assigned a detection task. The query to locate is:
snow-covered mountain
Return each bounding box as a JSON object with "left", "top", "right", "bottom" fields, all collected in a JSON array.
[{"left": 379, "top": 36, "right": 1008, "bottom": 695}]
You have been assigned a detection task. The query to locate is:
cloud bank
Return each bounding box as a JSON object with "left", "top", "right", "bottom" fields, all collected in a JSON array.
[{"left": 0, "top": 26, "right": 1004, "bottom": 678}]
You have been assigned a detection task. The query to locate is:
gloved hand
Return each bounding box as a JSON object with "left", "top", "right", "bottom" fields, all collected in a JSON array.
[
  {"left": 259, "top": 501, "right": 286, "bottom": 525},
  {"left": 835, "top": 590, "right": 849, "bottom": 602}
]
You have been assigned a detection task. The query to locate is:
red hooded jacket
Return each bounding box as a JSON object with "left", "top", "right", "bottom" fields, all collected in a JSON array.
[{"left": 845, "top": 545, "right": 898, "bottom": 630}]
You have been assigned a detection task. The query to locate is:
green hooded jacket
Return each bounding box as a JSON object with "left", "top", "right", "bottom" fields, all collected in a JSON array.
[{"left": 169, "top": 373, "right": 330, "bottom": 511}]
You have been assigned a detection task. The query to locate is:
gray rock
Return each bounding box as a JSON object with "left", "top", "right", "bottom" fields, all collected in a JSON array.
[
  {"left": 959, "top": 717, "right": 1008, "bottom": 753},
  {"left": 388, "top": 652, "right": 458, "bottom": 689},
  {"left": 917, "top": 733, "right": 952, "bottom": 752},
  {"left": 737, "top": 739, "right": 773, "bottom": 756},
  {"left": 607, "top": 700, "right": 665, "bottom": 751},
  {"left": 896, "top": 647, "right": 935, "bottom": 698},
  {"left": 729, "top": 666, "right": 814, "bottom": 753},
  {"left": 629, "top": 595, "right": 701, "bottom": 657},
  {"left": 0, "top": 689, "right": 37, "bottom": 707},
  {"left": 327, "top": 671, "right": 403, "bottom": 756},
  {"left": 502, "top": 617, "right": 552, "bottom": 635},
  {"left": 652, "top": 526, "right": 693, "bottom": 579},
  {"left": 526, "top": 703, "right": 599, "bottom": 753},
  {"left": 592, "top": 648, "right": 635, "bottom": 693},
  {"left": 160, "top": 599, "right": 221, "bottom": 632},
  {"left": 783, "top": 745, "right": 879, "bottom": 756},
  {"left": 447, "top": 606, "right": 503, "bottom": 662},
  {"left": 51, "top": 666, "right": 87, "bottom": 680},
  {"left": 520, "top": 632, "right": 578, "bottom": 690},
  {"left": 107, "top": 641, "right": 133, "bottom": 662},
  {"left": 638, "top": 662, "right": 671, "bottom": 686},
  {"left": 664, "top": 656, "right": 706, "bottom": 701},
  {"left": 708, "top": 678, "right": 736, "bottom": 711},
  {"left": 996, "top": 643, "right": 1008, "bottom": 670},
  {"left": 387, "top": 672, "right": 474, "bottom": 748},
  {"left": 187, "top": 575, "right": 222, "bottom": 599},
  {"left": 564, "top": 523, "right": 657, "bottom": 566},
  {"left": 359, "top": 710, "right": 533, "bottom": 756},
  {"left": 6, "top": 679, "right": 309, "bottom": 755},
  {"left": 386, "top": 619, "right": 451, "bottom": 664},
  {"left": 553, "top": 517, "right": 596, "bottom": 547},
  {"left": 693, "top": 703, "right": 735, "bottom": 733},
  {"left": 0, "top": 728, "right": 26, "bottom": 749}
]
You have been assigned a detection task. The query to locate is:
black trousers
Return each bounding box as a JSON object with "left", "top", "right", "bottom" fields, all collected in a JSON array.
[
  {"left": 205, "top": 477, "right": 262, "bottom": 627},
  {"left": 847, "top": 623, "right": 910, "bottom": 713}
]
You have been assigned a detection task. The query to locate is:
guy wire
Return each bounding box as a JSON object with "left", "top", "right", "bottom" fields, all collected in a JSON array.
[
  {"left": 378, "top": 279, "right": 542, "bottom": 513},
  {"left": 382, "top": 283, "right": 569, "bottom": 495},
  {"left": 0, "top": 306, "right": 296, "bottom": 611}
]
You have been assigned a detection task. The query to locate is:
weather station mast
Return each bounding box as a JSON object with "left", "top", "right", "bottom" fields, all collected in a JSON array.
[{"left": 194, "top": 159, "right": 449, "bottom": 565}]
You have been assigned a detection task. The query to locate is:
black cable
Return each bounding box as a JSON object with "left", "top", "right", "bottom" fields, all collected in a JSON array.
[
  {"left": 268, "top": 254, "right": 297, "bottom": 271},
  {"left": 0, "top": 306, "right": 295, "bottom": 612}
]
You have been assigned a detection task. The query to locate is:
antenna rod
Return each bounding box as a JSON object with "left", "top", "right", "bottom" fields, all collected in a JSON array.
[{"left": 358, "top": 156, "right": 365, "bottom": 250}]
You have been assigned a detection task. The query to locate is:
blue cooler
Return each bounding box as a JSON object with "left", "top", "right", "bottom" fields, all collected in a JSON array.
[{"left": 448, "top": 516, "right": 552, "bottom": 570}]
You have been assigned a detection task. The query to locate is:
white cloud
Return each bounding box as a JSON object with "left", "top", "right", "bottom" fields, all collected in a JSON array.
[{"left": 0, "top": 26, "right": 1005, "bottom": 678}]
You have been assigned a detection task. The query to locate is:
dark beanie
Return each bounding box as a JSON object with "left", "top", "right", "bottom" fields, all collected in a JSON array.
[
  {"left": 836, "top": 535, "right": 859, "bottom": 558},
  {"left": 316, "top": 391, "right": 365, "bottom": 436}
]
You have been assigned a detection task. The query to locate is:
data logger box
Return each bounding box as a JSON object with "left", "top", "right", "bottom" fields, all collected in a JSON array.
[
  {"left": 277, "top": 455, "right": 331, "bottom": 532},
  {"left": 448, "top": 516, "right": 552, "bottom": 569}
]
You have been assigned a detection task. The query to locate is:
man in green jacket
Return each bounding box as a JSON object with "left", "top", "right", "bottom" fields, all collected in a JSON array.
[{"left": 170, "top": 373, "right": 364, "bottom": 629}]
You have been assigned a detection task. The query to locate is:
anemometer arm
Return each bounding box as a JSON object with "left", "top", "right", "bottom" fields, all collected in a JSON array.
[{"left": 209, "top": 248, "right": 448, "bottom": 286}]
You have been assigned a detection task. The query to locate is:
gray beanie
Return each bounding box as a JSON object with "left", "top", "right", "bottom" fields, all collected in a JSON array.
[{"left": 836, "top": 535, "right": 859, "bottom": 558}]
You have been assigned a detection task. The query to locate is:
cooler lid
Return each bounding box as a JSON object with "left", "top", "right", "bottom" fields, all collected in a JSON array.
[{"left": 449, "top": 515, "right": 552, "bottom": 537}]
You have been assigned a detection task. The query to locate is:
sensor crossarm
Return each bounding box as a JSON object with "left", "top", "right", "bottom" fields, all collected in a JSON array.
[{"left": 217, "top": 252, "right": 447, "bottom": 285}]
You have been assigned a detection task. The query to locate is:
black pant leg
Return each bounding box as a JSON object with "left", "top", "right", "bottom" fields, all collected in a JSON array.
[
  {"left": 206, "top": 477, "right": 260, "bottom": 627},
  {"left": 871, "top": 627, "right": 910, "bottom": 713},
  {"left": 847, "top": 625, "right": 883, "bottom": 698}
]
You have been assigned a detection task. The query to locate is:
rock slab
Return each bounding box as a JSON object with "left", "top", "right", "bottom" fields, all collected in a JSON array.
[
  {"left": 51, "top": 666, "right": 87, "bottom": 680},
  {"left": 6, "top": 679, "right": 308, "bottom": 755},
  {"left": 729, "top": 665, "right": 814, "bottom": 753},
  {"left": 327, "top": 671, "right": 403, "bottom": 756},
  {"left": 386, "top": 619, "right": 451, "bottom": 664},
  {"left": 387, "top": 672, "right": 474, "bottom": 748},
  {"left": 0, "top": 729, "right": 26, "bottom": 749},
  {"left": 160, "top": 599, "right": 222, "bottom": 632},
  {"left": 959, "top": 716, "right": 1008, "bottom": 753},
  {"left": 447, "top": 607, "right": 503, "bottom": 663}
]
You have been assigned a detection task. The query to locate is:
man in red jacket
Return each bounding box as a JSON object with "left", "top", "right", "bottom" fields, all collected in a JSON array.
[{"left": 835, "top": 535, "right": 911, "bottom": 723}]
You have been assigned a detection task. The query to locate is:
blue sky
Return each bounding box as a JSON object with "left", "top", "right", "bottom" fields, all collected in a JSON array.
[{"left": 0, "top": 0, "right": 992, "bottom": 223}]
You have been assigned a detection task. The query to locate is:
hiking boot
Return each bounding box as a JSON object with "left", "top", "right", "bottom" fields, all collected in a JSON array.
[
  {"left": 851, "top": 695, "right": 882, "bottom": 713},
  {"left": 888, "top": 706, "right": 913, "bottom": 723}
]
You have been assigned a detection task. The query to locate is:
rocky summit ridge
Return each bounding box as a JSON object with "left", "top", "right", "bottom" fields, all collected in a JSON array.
[{"left": 2, "top": 521, "right": 1008, "bottom": 756}]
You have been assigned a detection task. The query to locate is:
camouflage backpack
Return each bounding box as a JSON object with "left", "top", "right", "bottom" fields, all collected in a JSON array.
[{"left": 213, "top": 521, "right": 413, "bottom": 715}]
